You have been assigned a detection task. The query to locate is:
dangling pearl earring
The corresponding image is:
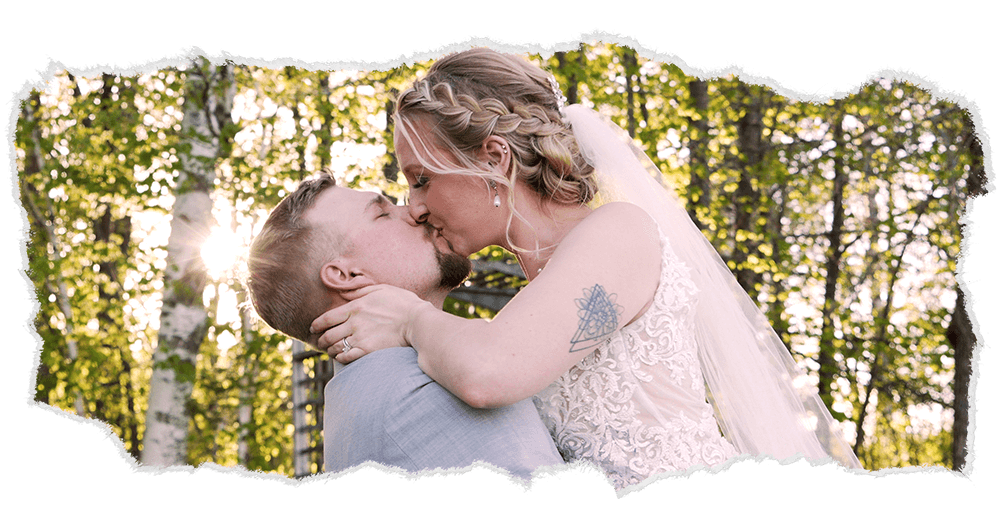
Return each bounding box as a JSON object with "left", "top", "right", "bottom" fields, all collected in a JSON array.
[
  {"left": 488, "top": 180, "right": 501, "bottom": 208},
  {"left": 497, "top": 147, "right": 508, "bottom": 207}
]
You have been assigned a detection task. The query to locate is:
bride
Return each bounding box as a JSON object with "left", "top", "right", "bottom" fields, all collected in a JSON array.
[{"left": 310, "top": 48, "right": 861, "bottom": 489}]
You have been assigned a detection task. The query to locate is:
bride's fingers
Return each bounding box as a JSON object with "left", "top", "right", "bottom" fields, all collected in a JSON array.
[
  {"left": 331, "top": 338, "right": 353, "bottom": 359},
  {"left": 340, "top": 284, "right": 382, "bottom": 302},
  {"left": 310, "top": 304, "right": 353, "bottom": 335},
  {"left": 335, "top": 343, "right": 365, "bottom": 364},
  {"left": 316, "top": 323, "right": 351, "bottom": 353}
]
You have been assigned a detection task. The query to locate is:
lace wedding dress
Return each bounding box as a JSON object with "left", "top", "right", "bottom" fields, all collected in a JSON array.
[{"left": 533, "top": 228, "right": 739, "bottom": 489}]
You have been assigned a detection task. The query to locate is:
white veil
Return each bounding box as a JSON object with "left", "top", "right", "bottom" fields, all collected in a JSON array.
[{"left": 562, "top": 104, "right": 862, "bottom": 468}]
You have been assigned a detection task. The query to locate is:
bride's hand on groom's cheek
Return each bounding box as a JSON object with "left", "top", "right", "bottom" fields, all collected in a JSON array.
[{"left": 310, "top": 285, "right": 428, "bottom": 363}]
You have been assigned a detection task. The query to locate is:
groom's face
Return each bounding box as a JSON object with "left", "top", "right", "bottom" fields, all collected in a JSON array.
[{"left": 305, "top": 186, "right": 470, "bottom": 299}]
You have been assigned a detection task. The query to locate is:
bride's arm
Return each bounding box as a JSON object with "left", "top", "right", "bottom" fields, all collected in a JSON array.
[{"left": 407, "top": 202, "right": 662, "bottom": 408}]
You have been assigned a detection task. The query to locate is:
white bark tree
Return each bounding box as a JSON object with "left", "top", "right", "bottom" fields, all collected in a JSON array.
[
  {"left": 20, "top": 97, "right": 85, "bottom": 417},
  {"left": 141, "top": 59, "right": 234, "bottom": 466}
]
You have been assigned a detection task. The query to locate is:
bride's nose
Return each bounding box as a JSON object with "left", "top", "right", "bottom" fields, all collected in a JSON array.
[
  {"left": 391, "top": 204, "right": 420, "bottom": 227},
  {"left": 407, "top": 198, "right": 430, "bottom": 225}
]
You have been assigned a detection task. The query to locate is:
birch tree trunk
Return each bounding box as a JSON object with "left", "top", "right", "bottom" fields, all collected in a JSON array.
[
  {"left": 228, "top": 210, "right": 258, "bottom": 467},
  {"left": 236, "top": 285, "right": 258, "bottom": 466},
  {"left": 141, "top": 59, "right": 234, "bottom": 466},
  {"left": 20, "top": 96, "right": 85, "bottom": 417}
]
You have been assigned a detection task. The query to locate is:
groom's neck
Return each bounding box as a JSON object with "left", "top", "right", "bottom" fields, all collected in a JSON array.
[{"left": 424, "top": 289, "right": 448, "bottom": 310}]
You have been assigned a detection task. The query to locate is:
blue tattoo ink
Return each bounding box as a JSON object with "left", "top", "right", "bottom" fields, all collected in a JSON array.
[{"left": 569, "top": 284, "right": 624, "bottom": 353}]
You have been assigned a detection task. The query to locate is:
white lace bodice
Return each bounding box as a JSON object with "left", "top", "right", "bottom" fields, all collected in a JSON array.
[{"left": 533, "top": 230, "right": 738, "bottom": 489}]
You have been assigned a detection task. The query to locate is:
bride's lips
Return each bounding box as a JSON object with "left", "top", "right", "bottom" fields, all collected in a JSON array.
[
  {"left": 428, "top": 225, "right": 459, "bottom": 254},
  {"left": 423, "top": 223, "right": 455, "bottom": 252}
]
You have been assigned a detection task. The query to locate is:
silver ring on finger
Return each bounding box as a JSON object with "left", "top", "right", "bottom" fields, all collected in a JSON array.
[{"left": 342, "top": 337, "right": 352, "bottom": 351}]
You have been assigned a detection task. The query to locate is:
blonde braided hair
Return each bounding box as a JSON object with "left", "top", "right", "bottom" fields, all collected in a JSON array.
[{"left": 394, "top": 49, "right": 596, "bottom": 250}]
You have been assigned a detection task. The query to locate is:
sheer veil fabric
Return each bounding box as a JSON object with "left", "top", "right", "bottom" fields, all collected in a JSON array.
[{"left": 562, "top": 104, "right": 862, "bottom": 469}]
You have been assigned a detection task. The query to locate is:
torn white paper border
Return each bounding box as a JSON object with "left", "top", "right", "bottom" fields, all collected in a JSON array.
[{"left": 15, "top": 30, "right": 996, "bottom": 497}]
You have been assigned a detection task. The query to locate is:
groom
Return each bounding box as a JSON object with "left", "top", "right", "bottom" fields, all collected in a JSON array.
[{"left": 246, "top": 170, "right": 562, "bottom": 479}]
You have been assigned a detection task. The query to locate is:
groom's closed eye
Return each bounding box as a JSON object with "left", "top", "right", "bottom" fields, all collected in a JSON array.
[{"left": 366, "top": 194, "right": 391, "bottom": 217}]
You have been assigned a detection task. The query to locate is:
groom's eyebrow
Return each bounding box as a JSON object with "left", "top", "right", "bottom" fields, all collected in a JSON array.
[{"left": 365, "top": 194, "right": 388, "bottom": 213}]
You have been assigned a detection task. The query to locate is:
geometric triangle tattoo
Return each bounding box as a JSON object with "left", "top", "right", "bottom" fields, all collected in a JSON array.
[{"left": 569, "top": 284, "right": 624, "bottom": 353}]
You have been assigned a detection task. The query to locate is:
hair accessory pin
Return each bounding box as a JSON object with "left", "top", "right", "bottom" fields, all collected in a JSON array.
[{"left": 548, "top": 76, "right": 567, "bottom": 112}]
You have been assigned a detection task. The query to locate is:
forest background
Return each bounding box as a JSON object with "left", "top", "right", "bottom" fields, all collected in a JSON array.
[{"left": 16, "top": 34, "right": 983, "bottom": 494}]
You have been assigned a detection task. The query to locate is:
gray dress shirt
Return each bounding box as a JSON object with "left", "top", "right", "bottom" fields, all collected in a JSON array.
[{"left": 323, "top": 347, "right": 563, "bottom": 480}]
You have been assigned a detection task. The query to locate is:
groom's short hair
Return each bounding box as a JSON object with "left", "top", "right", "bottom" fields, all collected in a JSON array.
[{"left": 247, "top": 170, "right": 343, "bottom": 343}]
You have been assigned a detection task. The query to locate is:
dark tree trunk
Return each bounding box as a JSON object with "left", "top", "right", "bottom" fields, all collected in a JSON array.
[
  {"left": 949, "top": 110, "right": 985, "bottom": 471},
  {"left": 622, "top": 48, "right": 638, "bottom": 138},
  {"left": 315, "top": 71, "right": 333, "bottom": 171},
  {"left": 733, "top": 83, "right": 765, "bottom": 297},
  {"left": 818, "top": 108, "right": 847, "bottom": 411},
  {"left": 383, "top": 86, "right": 400, "bottom": 186},
  {"left": 554, "top": 50, "right": 582, "bottom": 106},
  {"left": 687, "top": 78, "right": 711, "bottom": 230}
]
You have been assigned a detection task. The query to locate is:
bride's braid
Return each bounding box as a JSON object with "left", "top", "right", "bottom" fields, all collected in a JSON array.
[{"left": 395, "top": 49, "right": 596, "bottom": 206}]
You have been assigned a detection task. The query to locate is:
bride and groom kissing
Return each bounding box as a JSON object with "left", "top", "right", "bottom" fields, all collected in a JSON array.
[
  {"left": 246, "top": 48, "right": 860, "bottom": 490},
  {"left": 248, "top": 171, "right": 565, "bottom": 480}
]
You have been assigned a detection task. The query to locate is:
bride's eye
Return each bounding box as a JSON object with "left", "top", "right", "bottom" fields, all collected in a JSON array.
[{"left": 411, "top": 174, "right": 429, "bottom": 189}]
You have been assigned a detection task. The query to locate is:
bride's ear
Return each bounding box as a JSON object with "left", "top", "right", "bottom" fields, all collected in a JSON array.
[
  {"left": 319, "top": 259, "right": 375, "bottom": 292},
  {"left": 482, "top": 135, "right": 511, "bottom": 178}
]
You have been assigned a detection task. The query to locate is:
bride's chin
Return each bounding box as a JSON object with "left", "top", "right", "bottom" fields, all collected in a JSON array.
[
  {"left": 440, "top": 229, "right": 484, "bottom": 257},
  {"left": 453, "top": 238, "right": 483, "bottom": 259},
  {"left": 436, "top": 230, "right": 466, "bottom": 256}
]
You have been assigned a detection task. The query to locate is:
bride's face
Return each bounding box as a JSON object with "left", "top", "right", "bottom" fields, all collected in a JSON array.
[{"left": 395, "top": 121, "right": 503, "bottom": 257}]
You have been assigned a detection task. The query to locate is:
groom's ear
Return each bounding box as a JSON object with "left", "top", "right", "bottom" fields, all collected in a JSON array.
[{"left": 319, "top": 259, "right": 376, "bottom": 292}]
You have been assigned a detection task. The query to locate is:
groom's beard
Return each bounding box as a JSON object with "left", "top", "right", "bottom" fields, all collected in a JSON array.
[
  {"left": 426, "top": 224, "right": 472, "bottom": 289},
  {"left": 436, "top": 247, "right": 472, "bottom": 289}
]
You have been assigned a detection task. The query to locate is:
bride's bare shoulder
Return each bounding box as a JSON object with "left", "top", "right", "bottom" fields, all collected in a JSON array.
[
  {"left": 590, "top": 201, "right": 656, "bottom": 226},
  {"left": 563, "top": 202, "right": 660, "bottom": 260},
  {"left": 578, "top": 202, "right": 659, "bottom": 242}
]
